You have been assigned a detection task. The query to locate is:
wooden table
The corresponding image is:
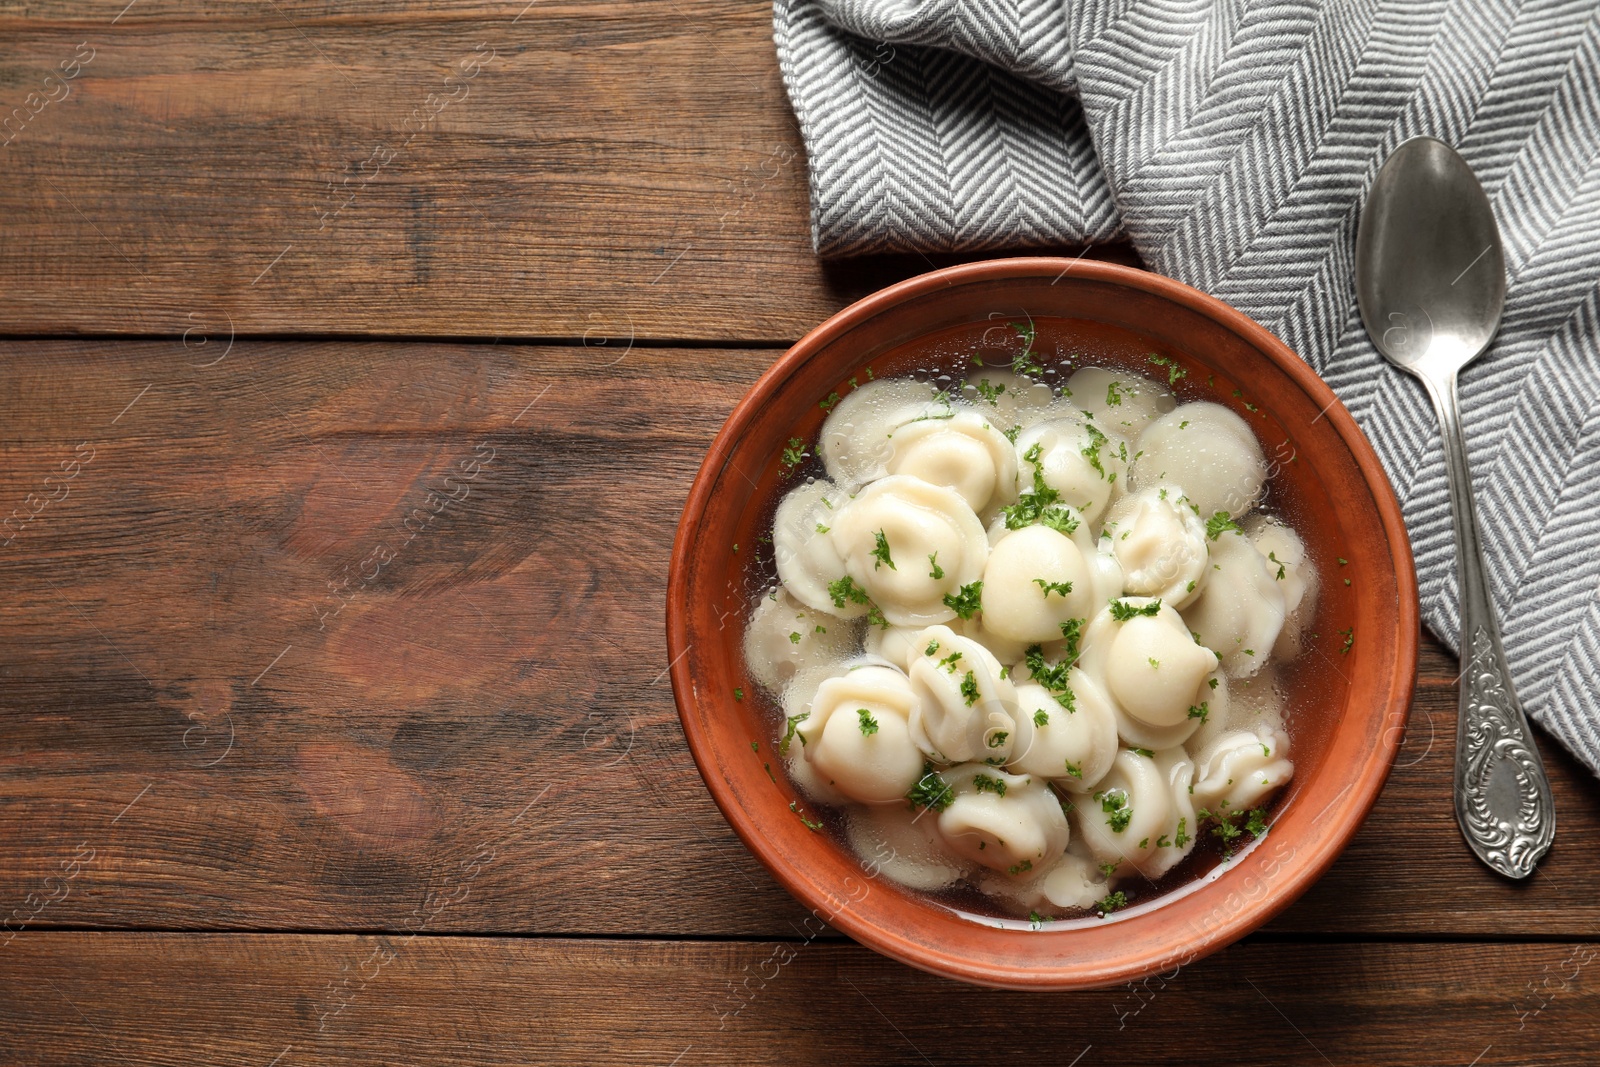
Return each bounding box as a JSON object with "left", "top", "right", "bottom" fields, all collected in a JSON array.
[{"left": 2, "top": 3, "right": 1596, "bottom": 1063}]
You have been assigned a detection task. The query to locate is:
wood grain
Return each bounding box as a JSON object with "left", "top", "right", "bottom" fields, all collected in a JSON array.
[
  {"left": 0, "top": 3, "right": 1137, "bottom": 340},
  {"left": 1, "top": 933, "right": 1595, "bottom": 1064},
  {"left": 1, "top": 340, "right": 1596, "bottom": 941}
]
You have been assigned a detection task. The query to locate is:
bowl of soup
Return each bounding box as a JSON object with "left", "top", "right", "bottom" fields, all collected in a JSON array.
[{"left": 666, "top": 257, "right": 1417, "bottom": 990}]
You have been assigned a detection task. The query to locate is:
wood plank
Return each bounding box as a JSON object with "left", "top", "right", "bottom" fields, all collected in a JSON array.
[
  {"left": 1, "top": 932, "right": 1595, "bottom": 1064},
  {"left": 1, "top": 340, "right": 1597, "bottom": 940},
  {"left": 0, "top": 3, "right": 1137, "bottom": 340}
]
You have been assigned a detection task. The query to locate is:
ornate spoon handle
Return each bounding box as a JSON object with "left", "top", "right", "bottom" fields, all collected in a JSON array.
[{"left": 1420, "top": 369, "right": 1555, "bottom": 879}]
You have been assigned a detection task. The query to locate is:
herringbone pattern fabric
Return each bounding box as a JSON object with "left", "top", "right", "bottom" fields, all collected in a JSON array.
[{"left": 774, "top": 0, "right": 1600, "bottom": 774}]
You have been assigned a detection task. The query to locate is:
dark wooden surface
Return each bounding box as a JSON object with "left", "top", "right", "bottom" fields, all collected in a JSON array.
[{"left": 1, "top": 3, "right": 1597, "bottom": 1063}]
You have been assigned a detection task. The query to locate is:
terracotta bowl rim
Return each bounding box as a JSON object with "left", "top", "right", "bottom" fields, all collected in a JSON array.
[{"left": 667, "top": 255, "right": 1419, "bottom": 989}]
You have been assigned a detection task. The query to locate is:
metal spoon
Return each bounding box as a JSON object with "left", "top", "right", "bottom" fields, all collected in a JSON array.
[{"left": 1355, "top": 136, "right": 1554, "bottom": 879}]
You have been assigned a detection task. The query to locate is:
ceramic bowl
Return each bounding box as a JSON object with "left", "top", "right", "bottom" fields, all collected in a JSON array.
[{"left": 667, "top": 257, "right": 1417, "bottom": 989}]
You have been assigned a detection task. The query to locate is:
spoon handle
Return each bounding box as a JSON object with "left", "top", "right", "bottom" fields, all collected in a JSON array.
[{"left": 1420, "top": 370, "right": 1555, "bottom": 879}]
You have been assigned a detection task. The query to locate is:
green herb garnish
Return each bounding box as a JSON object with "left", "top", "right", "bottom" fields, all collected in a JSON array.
[
  {"left": 1108, "top": 598, "right": 1161, "bottom": 621},
  {"left": 870, "top": 529, "right": 896, "bottom": 571},
  {"left": 942, "top": 581, "right": 983, "bottom": 619},
  {"left": 1205, "top": 511, "right": 1241, "bottom": 540},
  {"left": 927, "top": 552, "right": 944, "bottom": 580},
  {"left": 857, "top": 708, "right": 879, "bottom": 735}
]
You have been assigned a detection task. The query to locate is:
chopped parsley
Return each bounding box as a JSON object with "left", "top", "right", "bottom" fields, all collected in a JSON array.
[
  {"left": 1205, "top": 511, "right": 1242, "bottom": 540},
  {"left": 1246, "top": 808, "right": 1269, "bottom": 836},
  {"left": 1095, "top": 788, "right": 1132, "bottom": 833},
  {"left": 960, "top": 671, "right": 981, "bottom": 706},
  {"left": 1129, "top": 747, "right": 1154, "bottom": 758},
  {"left": 1106, "top": 380, "right": 1124, "bottom": 406},
  {"left": 924, "top": 639, "right": 940, "bottom": 657},
  {"left": 827, "top": 575, "right": 870, "bottom": 609},
  {"left": 1059, "top": 618, "right": 1084, "bottom": 665},
  {"left": 906, "top": 766, "right": 955, "bottom": 812},
  {"left": 1080, "top": 423, "right": 1110, "bottom": 479},
  {"left": 973, "top": 773, "right": 1007, "bottom": 796},
  {"left": 1185, "top": 579, "right": 1197, "bottom": 593},
  {"left": 1002, "top": 425, "right": 1021, "bottom": 444},
  {"left": 986, "top": 729, "right": 1008, "bottom": 749},
  {"left": 1187, "top": 701, "right": 1210, "bottom": 724},
  {"left": 1097, "top": 860, "right": 1118, "bottom": 877},
  {"left": 1156, "top": 834, "right": 1171, "bottom": 848},
  {"left": 781, "top": 437, "right": 809, "bottom": 469},
  {"left": 789, "top": 800, "right": 823, "bottom": 831},
  {"left": 936, "top": 650, "right": 964, "bottom": 673},
  {"left": 818, "top": 390, "right": 841, "bottom": 412},
  {"left": 1096, "top": 890, "right": 1129, "bottom": 915},
  {"left": 733, "top": 688, "right": 744, "bottom": 701},
  {"left": 1267, "top": 550, "right": 1287, "bottom": 580},
  {"left": 1339, "top": 627, "right": 1354, "bottom": 654},
  {"left": 1147, "top": 657, "right": 1160, "bottom": 670},
  {"left": 1024, "top": 644, "right": 1076, "bottom": 712},
  {"left": 942, "top": 581, "right": 983, "bottom": 619},
  {"left": 1066, "top": 761, "right": 1084, "bottom": 780},
  {"left": 815, "top": 522, "right": 830, "bottom": 534},
  {"left": 1147, "top": 354, "right": 1187, "bottom": 386},
  {"left": 1033, "top": 709, "right": 1049, "bottom": 728},
  {"left": 1033, "top": 578, "right": 1074, "bottom": 598},
  {"left": 779, "top": 713, "right": 808, "bottom": 754},
  {"left": 1007, "top": 859, "right": 1034, "bottom": 875},
  {"left": 1175, "top": 817, "right": 1190, "bottom": 848},
  {"left": 1001, "top": 441, "right": 1080, "bottom": 533},
  {"left": 788, "top": 631, "right": 802, "bottom": 645},
  {"left": 974, "top": 378, "right": 1007, "bottom": 404},
  {"left": 1010, "top": 320, "right": 1042, "bottom": 377},
  {"left": 857, "top": 708, "right": 879, "bottom": 735},
  {"left": 1109, "top": 598, "right": 1162, "bottom": 621},
  {"left": 866, "top": 605, "right": 889, "bottom": 629},
  {"left": 870, "top": 529, "right": 897, "bottom": 571},
  {"left": 927, "top": 552, "right": 945, "bottom": 580},
  {"left": 1338, "top": 557, "right": 1349, "bottom": 566}
]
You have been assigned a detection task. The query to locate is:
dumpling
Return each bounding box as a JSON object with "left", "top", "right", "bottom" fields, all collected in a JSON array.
[
  {"left": 934, "top": 764, "right": 1071, "bottom": 876},
  {"left": 1005, "top": 673, "right": 1119, "bottom": 790},
  {"left": 1074, "top": 747, "right": 1197, "bottom": 880},
  {"left": 1191, "top": 725, "right": 1293, "bottom": 816},
  {"left": 1014, "top": 416, "right": 1129, "bottom": 524},
  {"left": 773, "top": 478, "right": 856, "bottom": 616},
  {"left": 1080, "top": 597, "right": 1220, "bottom": 740},
  {"left": 1105, "top": 485, "right": 1210, "bottom": 607},
  {"left": 1248, "top": 518, "right": 1318, "bottom": 661},
  {"left": 962, "top": 370, "right": 1059, "bottom": 433},
  {"left": 845, "top": 803, "right": 969, "bottom": 891},
  {"left": 906, "top": 625, "right": 1017, "bottom": 764},
  {"left": 975, "top": 848, "right": 1109, "bottom": 914},
  {"left": 831, "top": 475, "right": 989, "bottom": 627},
  {"left": 885, "top": 410, "right": 1019, "bottom": 513},
  {"left": 1066, "top": 366, "right": 1176, "bottom": 439},
  {"left": 743, "top": 587, "right": 858, "bottom": 694},
  {"left": 864, "top": 624, "right": 923, "bottom": 671},
  {"left": 1183, "top": 530, "right": 1286, "bottom": 677},
  {"left": 794, "top": 664, "right": 926, "bottom": 805},
  {"left": 818, "top": 379, "right": 941, "bottom": 487},
  {"left": 979, "top": 525, "right": 1096, "bottom": 644},
  {"left": 1131, "top": 403, "right": 1266, "bottom": 519}
]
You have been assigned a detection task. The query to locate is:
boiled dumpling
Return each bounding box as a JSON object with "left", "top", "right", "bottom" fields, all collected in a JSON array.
[
  {"left": 951, "top": 613, "right": 1031, "bottom": 668},
  {"left": 1014, "top": 416, "right": 1129, "bottom": 524},
  {"left": 1006, "top": 672, "right": 1118, "bottom": 789},
  {"left": 1067, "top": 366, "right": 1175, "bottom": 439},
  {"left": 1191, "top": 725, "right": 1293, "bottom": 816},
  {"left": 795, "top": 664, "right": 925, "bottom": 805},
  {"left": 773, "top": 478, "right": 856, "bottom": 616},
  {"left": 743, "top": 587, "right": 858, "bottom": 694},
  {"left": 979, "top": 525, "right": 1096, "bottom": 644},
  {"left": 1249, "top": 518, "right": 1318, "bottom": 661},
  {"left": 935, "top": 764, "right": 1071, "bottom": 875},
  {"left": 831, "top": 475, "right": 989, "bottom": 627},
  {"left": 962, "top": 370, "right": 1058, "bottom": 432},
  {"left": 1074, "top": 747, "right": 1197, "bottom": 880},
  {"left": 885, "top": 410, "right": 1019, "bottom": 513},
  {"left": 906, "top": 625, "right": 1017, "bottom": 763},
  {"left": 1080, "top": 597, "right": 1219, "bottom": 739},
  {"left": 1183, "top": 529, "right": 1286, "bottom": 677},
  {"left": 846, "top": 803, "right": 969, "bottom": 890},
  {"left": 818, "top": 378, "right": 940, "bottom": 487},
  {"left": 1105, "top": 485, "right": 1209, "bottom": 607},
  {"left": 1131, "top": 403, "right": 1266, "bottom": 519}
]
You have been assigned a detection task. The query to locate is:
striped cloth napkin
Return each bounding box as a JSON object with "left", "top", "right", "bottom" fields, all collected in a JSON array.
[{"left": 773, "top": 0, "right": 1600, "bottom": 776}]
